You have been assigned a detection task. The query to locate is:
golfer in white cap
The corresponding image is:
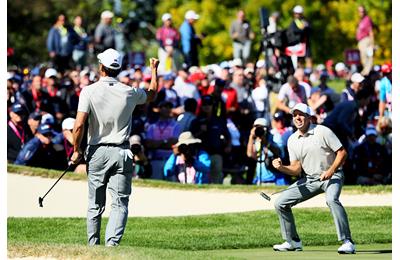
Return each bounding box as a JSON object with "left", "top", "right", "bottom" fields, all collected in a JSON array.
[
  {"left": 271, "top": 103, "right": 355, "bottom": 254},
  {"left": 71, "top": 49, "right": 159, "bottom": 246}
]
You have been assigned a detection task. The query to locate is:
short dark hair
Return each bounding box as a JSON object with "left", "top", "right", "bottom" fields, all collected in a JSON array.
[
  {"left": 101, "top": 64, "right": 121, "bottom": 78},
  {"left": 184, "top": 98, "right": 197, "bottom": 113}
]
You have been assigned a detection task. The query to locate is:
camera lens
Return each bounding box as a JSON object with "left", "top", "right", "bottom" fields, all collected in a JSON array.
[
  {"left": 254, "top": 126, "right": 265, "bottom": 137},
  {"left": 131, "top": 144, "right": 141, "bottom": 155}
]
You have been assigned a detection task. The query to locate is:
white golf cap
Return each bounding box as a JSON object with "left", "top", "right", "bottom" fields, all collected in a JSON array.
[
  {"left": 351, "top": 72, "right": 365, "bottom": 83},
  {"left": 253, "top": 118, "right": 268, "bottom": 127},
  {"left": 162, "top": 13, "right": 172, "bottom": 21},
  {"left": 335, "top": 62, "right": 346, "bottom": 72},
  {"left": 62, "top": 117, "right": 75, "bottom": 130},
  {"left": 97, "top": 48, "right": 122, "bottom": 70},
  {"left": 185, "top": 10, "right": 200, "bottom": 20},
  {"left": 129, "top": 135, "right": 142, "bottom": 146},
  {"left": 293, "top": 5, "right": 304, "bottom": 14},
  {"left": 44, "top": 68, "right": 57, "bottom": 78},
  {"left": 101, "top": 10, "right": 114, "bottom": 19},
  {"left": 232, "top": 58, "right": 243, "bottom": 67},
  {"left": 290, "top": 103, "right": 313, "bottom": 116}
]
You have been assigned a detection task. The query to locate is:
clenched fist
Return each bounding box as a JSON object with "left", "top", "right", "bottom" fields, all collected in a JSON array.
[
  {"left": 272, "top": 158, "right": 283, "bottom": 170},
  {"left": 149, "top": 58, "right": 159, "bottom": 70}
]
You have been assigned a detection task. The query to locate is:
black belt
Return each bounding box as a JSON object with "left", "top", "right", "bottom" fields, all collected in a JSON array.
[{"left": 93, "top": 141, "right": 129, "bottom": 147}]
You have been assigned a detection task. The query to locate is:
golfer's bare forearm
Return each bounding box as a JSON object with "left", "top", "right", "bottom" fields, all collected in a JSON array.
[
  {"left": 328, "top": 147, "right": 347, "bottom": 173},
  {"left": 278, "top": 165, "right": 301, "bottom": 177},
  {"left": 146, "top": 69, "right": 158, "bottom": 102},
  {"left": 72, "top": 112, "right": 88, "bottom": 153}
]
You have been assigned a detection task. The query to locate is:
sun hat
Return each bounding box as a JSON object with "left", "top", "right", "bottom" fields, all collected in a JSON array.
[{"left": 175, "top": 131, "right": 202, "bottom": 146}]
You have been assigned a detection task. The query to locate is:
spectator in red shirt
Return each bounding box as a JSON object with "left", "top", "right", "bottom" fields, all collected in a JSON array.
[
  {"left": 356, "top": 5, "right": 374, "bottom": 76},
  {"left": 156, "top": 13, "right": 180, "bottom": 74}
]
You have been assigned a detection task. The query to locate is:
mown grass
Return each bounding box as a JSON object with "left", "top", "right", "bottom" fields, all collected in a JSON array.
[
  {"left": 7, "top": 164, "right": 392, "bottom": 194},
  {"left": 8, "top": 207, "right": 391, "bottom": 259}
]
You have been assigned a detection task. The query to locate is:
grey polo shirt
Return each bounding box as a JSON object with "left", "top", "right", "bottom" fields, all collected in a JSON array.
[
  {"left": 287, "top": 124, "right": 343, "bottom": 177},
  {"left": 78, "top": 77, "right": 147, "bottom": 145}
]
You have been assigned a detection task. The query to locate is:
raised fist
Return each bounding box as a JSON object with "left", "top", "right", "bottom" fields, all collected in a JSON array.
[{"left": 149, "top": 58, "right": 159, "bottom": 70}]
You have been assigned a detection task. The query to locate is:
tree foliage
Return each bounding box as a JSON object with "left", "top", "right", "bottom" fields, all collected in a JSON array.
[{"left": 8, "top": 0, "right": 391, "bottom": 67}]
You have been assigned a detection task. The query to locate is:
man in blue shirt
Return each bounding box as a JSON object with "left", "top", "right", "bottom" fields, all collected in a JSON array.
[{"left": 180, "top": 10, "right": 201, "bottom": 67}]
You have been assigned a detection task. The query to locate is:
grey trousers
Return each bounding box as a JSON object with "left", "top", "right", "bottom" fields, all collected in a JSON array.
[
  {"left": 86, "top": 144, "right": 134, "bottom": 246},
  {"left": 274, "top": 172, "right": 352, "bottom": 242}
]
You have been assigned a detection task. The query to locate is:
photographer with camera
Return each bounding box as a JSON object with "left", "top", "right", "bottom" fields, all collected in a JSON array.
[
  {"left": 164, "top": 131, "right": 211, "bottom": 184},
  {"left": 129, "top": 135, "right": 150, "bottom": 179},
  {"left": 247, "top": 118, "right": 285, "bottom": 185}
]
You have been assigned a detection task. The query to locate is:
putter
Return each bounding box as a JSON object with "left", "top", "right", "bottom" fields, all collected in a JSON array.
[
  {"left": 260, "top": 179, "right": 320, "bottom": 201},
  {"left": 38, "top": 163, "right": 73, "bottom": 207}
]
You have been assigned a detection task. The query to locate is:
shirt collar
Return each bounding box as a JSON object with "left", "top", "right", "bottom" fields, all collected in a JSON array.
[
  {"left": 296, "top": 123, "right": 316, "bottom": 138},
  {"left": 99, "top": 76, "right": 118, "bottom": 83}
]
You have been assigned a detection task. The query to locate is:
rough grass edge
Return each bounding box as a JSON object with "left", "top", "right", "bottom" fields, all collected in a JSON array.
[{"left": 7, "top": 164, "right": 392, "bottom": 194}]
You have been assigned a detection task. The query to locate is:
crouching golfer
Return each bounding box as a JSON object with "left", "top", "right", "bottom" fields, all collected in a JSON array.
[
  {"left": 271, "top": 103, "right": 355, "bottom": 254},
  {"left": 71, "top": 48, "right": 159, "bottom": 246}
]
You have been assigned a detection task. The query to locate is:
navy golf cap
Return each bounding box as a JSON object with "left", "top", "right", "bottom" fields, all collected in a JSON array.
[
  {"left": 37, "top": 124, "right": 53, "bottom": 135},
  {"left": 11, "top": 103, "right": 25, "bottom": 114},
  {"left": 29, "top": 111, "right": 42, "bottom": 121}
]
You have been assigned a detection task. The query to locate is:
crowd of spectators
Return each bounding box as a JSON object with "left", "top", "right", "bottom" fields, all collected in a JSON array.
[{"left": 7, "top": 6, "right": 391, "bottom": 186}]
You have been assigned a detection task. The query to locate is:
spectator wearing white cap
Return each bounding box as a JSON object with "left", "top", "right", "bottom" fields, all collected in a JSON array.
[
  {"left": 94, "top": 10, "right": 116, "bottom": 54},
  {"left": 287, "top": 5, "right": 312, "bottom": 68},
  {"left": 180, "top": 10, "right": 201, "bottom": 67},
  {"left": 229, "top": 9, "right": 255, "bottom": 65},
  {"left": 46, "top": 14, "right": 80, "bottom": 73},
  {"left": 271, "top": 102, "right": 355, "bottom": 254},
  {"left": 340, "top": 72, "right": 364, "bottom": 102},
  {"left": 70, "top": 48, "right": 159, "bottom": 246},
  {"left": 156, "top": 13, "right": 181, "bottom": 74}
]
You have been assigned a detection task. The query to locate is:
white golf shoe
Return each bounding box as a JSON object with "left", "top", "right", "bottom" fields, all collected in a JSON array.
[
  {"left": 338, "top": 239, "right": 356, "bottom": 254},
  {"left": 273, "top": 240, "right": 303, "bottom": 251}
]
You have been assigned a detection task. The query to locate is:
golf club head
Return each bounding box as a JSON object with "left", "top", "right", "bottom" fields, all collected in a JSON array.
[
  {"left": 38, "top": 197, "right": 43, "bottom": 207},
  {"left": 260, "top": 192, "right": 271, "bottom": 201}
]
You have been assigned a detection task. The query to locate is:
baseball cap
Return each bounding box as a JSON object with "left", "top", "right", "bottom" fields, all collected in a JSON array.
[
  {"left": 365, "top": 125, "right": 377, "bottom": 136},
  {"left": 290, "top": 103, "right": 313, "bottom": 116},
  {"left": 232, "top": 58, "right": 243, "bottom": 67},
  {"left": 101, "top": 10, "right": 114, "bottom": 19},
  {"left": 273, "top": 111, "right": 285, "bottom": 120},
  {"left": 44, "top": 68, "right": 58, "bottom": 78},
  {"left": 381, "top": 63, "right": 392, "bottom": 74},
  {"left": 335, "top": 62, "right": 347, "bottom": 72},
  {"left": 118, "top": 70, "right": 130, "bottom": 80},
  {"left": 351, "top": 73, "right": 365, "bottom": 83},
  {"left": 253, "top": 118, "right": 268, "bottom": 127},
  {"left": 163, "top": 73, "right": 175, "bottom": 81},
  {"left": 37, "top": 124, "right": 53, "bottom": 135},
  {"left": 293, "top": 5, "right": 304, "bottom": 14},
  {"left": 97, "top": 48, "right": 122, "bottom": 70},
  {"left": 162, "top": 13, "right": 172, "bottom": 22},
  {"left": 62, "top": 117, "right": 75, "bottom": 130},
  {"left": 11, "top": 103, "right": 25, "bottom": 114},
  {"left": 29, "top": 111, "right": 42, "bottom": 121},
  {"left": 129, "top": 135, "right": 142, "bottom": 146},
  {"left": 41, "top": 113, "right": 55, "bottom": 125},
  {"left": 185, "top": 10, "right": 200, "bottom": 20},
  {"left": 158, "top": 100, "right": 173, "bottom": 108}
]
